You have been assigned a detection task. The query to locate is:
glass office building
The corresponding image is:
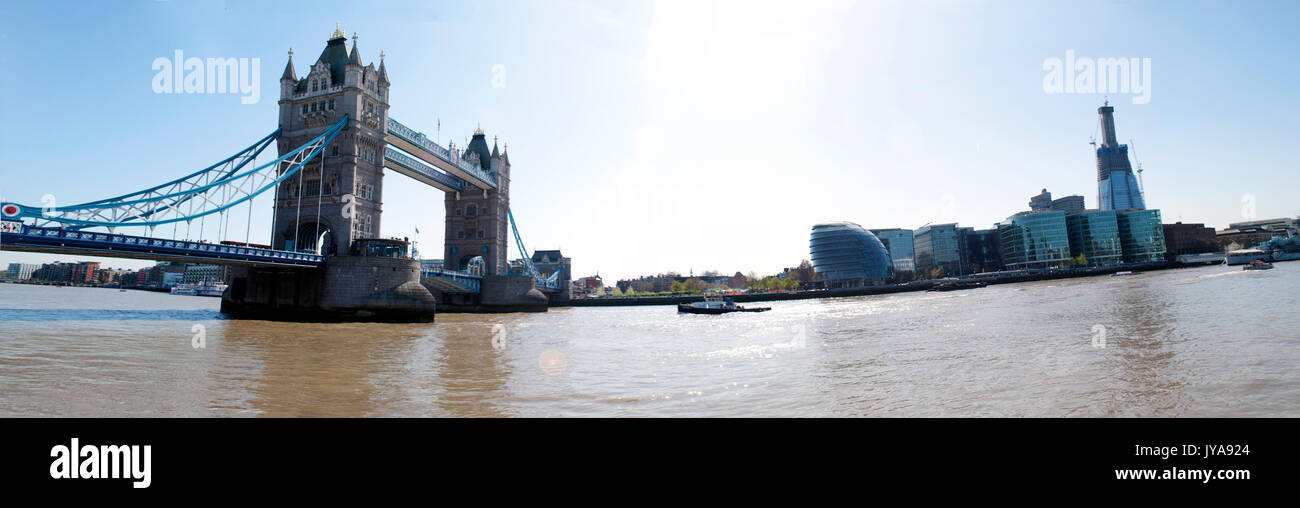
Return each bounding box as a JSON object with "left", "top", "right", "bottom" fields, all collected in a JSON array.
[
  {"left": 1065, "top": 210, "right": 1122, "bottom": 266},
  {"left": 870, "top": 228, "right": 915, "bottom": 274},
  {"left": 914, "top": 224, "right": 963, "bottom": 276},
  {"left": 961, "top": 228, "right": 1003, "bottom": 273},
  {"left": 1116, "top": 209, "right": 1167, "bottom": 263},
  {"left": 809, "top": 222, "right": 893, "bottom": 284},
  {"left": 997, "top": 211, "right": 1070, "bottom": 269}
]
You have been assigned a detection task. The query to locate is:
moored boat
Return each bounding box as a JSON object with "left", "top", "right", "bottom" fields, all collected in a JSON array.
[
  {"left": 677, "top": 295, "right": 770, "bottom": 314},
  {"left": 170, "top": 281, "right": 228, "bottom": 297},
  {"left": 1242, "top": 260, "right": 1273, "bottom": 271},
  {"left": 929, "top": 280, "right": 988, "bottom": 292}
]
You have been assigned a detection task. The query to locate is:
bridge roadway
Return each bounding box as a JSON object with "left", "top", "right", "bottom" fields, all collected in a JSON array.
[
  {"left": 2, "top": 220, "right": 500, "bottom": 293},
  {"left": 1, "top": 221, "right": 323, "bottom": 268}
]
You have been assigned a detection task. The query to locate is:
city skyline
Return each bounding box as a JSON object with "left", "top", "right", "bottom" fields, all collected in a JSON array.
[{"left": 2, "top": 1, "right": 1298, "bottom": 282}]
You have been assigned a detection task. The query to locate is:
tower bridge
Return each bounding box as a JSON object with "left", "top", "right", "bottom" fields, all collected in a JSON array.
[{"left": 0, "top": 27, "right": 569, "bottom": 321}]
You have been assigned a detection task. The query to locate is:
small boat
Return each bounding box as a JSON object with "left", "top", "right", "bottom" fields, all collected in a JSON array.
[
  {"left": 1111, "top": 271, "right": 1135, "bottom": 276},
  {"left": 677, "top": 295, "right": 770, "bottom": 314},
  {"left": 929, "top": 280, "right": 987, "bottom": 292},
  {"left": 1226, "top": 249, "right": 1268, "bottom": 265},
  {"left": 1242, "top": 260, "right": 1274, "bottom": 271},
  {"left": 170, "top": 281, "right": 228, "bottom": 296}
]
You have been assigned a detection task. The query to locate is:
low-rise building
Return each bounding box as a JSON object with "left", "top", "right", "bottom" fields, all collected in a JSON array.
[{"left": 1163, "top": 222, "right": 1218, "bottom": 260}]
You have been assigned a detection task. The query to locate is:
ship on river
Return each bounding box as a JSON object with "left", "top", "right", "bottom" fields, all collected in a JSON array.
[{"left": 170, "top": 281, "right": 228, "bottom": 297}]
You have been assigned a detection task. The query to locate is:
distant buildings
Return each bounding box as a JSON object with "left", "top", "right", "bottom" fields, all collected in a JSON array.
[
  {"left": 1029, "top": 188, "right": 1086, "bottom": 213},
  {"left": 998, "top": 211, "right": 1071, "bottom": 270},
  {"left": 183, "top": 264, "right": 232, "bottom": 284},
  {"left": 614, "top": 273, "right": 742, "bottom": 293},
  {"left": 1214, "top": 218, "right": 1295, "bottom": 251},
  {"left": 870, "top": 228, "right": 916, "bottom": 275},
  {"left": 1066, "top": 210, "right": 1123, "bottom": 266},
  {"left": 5, "top": 263, "right": 37, "bottom": 281},
  {"left": 808, "top": 222, "right": 892, "bottom": 286},
  {"left": 530, "top": 249, "right": 572, "bottom": 301},
  {"left": 1116, "top": 209, "right": 1167, "bottom": 263},
  {"left": 913, "top": 223, "right": 963, "bottom": 276},
  {"left": 1163, "top": 222, "right": 1217, "bottom": 259},
  {"left": 12, "top": 260, "right": 214, "bottom": 288},
  {"left": 419, "top": 259, "right": 444, "bottom": 272},
  {"left": 996, "top": 208, "right": 1165, "bottom": 270},
  {"left": 961, "top": 228, "right": 1003, "bottom": 274},
  {"left": 574, "top": 275, "right": 603, "bottom": 295}
]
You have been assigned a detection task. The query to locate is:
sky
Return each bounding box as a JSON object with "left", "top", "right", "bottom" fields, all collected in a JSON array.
[{"left": 1, "top": 0, "right": 1297, "bottom": 282}]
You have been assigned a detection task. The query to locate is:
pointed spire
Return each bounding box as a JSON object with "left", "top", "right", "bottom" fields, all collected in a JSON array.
[
  {"left": 491, "top": 137, "right": 500, "bottom": 158},
  {"left": 348, "top": 33, "right": 362, "bottom": 65},
  {"left": 377, "top": 50, "right": 389, "bottom": 83},
  {"left": 281, "top": 48, "right": 296, "bottom": 81},
  {"left": 502, "top": 142, "right": 510, "bottom": 165}
]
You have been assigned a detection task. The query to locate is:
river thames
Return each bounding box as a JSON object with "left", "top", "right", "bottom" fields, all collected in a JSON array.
[{"left": 1, "top": 263, "right": 1295, "bottom": 417}]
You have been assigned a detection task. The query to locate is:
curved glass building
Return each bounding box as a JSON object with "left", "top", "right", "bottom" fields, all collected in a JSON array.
[
  {"left": 809, "top": 222, "right": 893, "bottom": 284},
  {"left": 1065, "top": 210, "right": 1122, "bottom": 266},
  {"left": 1117, "top": 209, "right": 1166, "bottom": 263},
  {"left": 998, "top": 211, "right": 1071, "bottom": 269}
]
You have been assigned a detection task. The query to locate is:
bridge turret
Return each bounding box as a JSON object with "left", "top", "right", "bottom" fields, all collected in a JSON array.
[
  {"left": 345, "top": 33, "right": 363, "bottom": 88},
  {"left": 273, "top": 26, "right": 390, "bottom": 256},
  {"left": 279, "top": 48, "right": 297, "bottom": 100},
  {"left": 445, "top": 126, "right": 511, "bottom": 276}
]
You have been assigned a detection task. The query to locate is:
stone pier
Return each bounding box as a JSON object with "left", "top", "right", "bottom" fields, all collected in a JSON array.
[{"left": 221, "top": 256, "right": 437, "bottom": 322}]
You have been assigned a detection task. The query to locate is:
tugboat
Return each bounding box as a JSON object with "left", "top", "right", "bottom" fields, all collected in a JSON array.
[
  {"left": 677, "top": 295, "right": 770, "bottom": 315},
  {"left": 929, "top": 280, "right": 988, "bottom": 292},
  {"left": 1242, "top": 260, "right": 1274, "bottom": 271}
]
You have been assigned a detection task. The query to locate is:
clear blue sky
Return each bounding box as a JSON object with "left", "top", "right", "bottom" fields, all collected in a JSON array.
[{"left": 2, "top": 0, "right": 1297, "bottom": 281}]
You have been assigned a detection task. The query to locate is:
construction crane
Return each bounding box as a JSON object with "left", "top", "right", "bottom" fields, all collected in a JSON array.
[{"left": 1130, "top": 138, "right": 1146, "bottom": 204}]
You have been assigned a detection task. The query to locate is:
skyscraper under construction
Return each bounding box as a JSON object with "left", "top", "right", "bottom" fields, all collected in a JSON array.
[{"left": 1095, "top": 103, "right": 1146, "bottom": 211}]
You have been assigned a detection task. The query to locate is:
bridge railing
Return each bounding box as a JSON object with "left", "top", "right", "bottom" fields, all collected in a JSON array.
[
  {"left": 383, "top": 147, "right": 465, "bottom": 191},
  {"left": 386, "top": 118, "right": 497, "bottom": 189},
  {"left": 3, "top": 221, "right": 323, "bottom": 266},
  {"left": 420, "top": 267, "right": 483, "bottom": 292}
]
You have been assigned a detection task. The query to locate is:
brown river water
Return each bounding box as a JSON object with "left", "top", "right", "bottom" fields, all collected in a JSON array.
[{"left": 1, "top": 263, "right": 1296, "bottom": 417}]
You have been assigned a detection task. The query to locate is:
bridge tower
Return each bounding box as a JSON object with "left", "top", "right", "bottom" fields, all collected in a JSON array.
[
  {"left": 444, "top": 131, "right": 511, "bottom": 275},
  {"left": 274, "top": 26, "right": 390, "bottom": 255}
]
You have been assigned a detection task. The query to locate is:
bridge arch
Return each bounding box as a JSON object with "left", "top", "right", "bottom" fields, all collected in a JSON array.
[
  {"left": 284, "top": 217, "right": 338, "bottom": 256},
  {"left": 457, "top": 254, "right": 486, "bottom": 275}
]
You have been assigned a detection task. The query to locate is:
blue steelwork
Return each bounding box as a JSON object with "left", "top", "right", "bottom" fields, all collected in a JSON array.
[
  {"left": 386, "top": 117, "right": 497, "bottom": 189},
  {"left": 507, "top": 209, "right": 561, "bottom": 291},
  {"left": 1, "top": 221, "right": 323, "bottom": 267},
  {"left": 383, "top": 146, "right": 465, "bottom": 192},
  {"left": 420, "top": 266, "right": 483, "bottom": 293},
  {"left": 0, "top": 116, "right": 348, "bottom": 228},
  {"left": 66, "top": 129, "right": 280, "bottom": 230}
]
